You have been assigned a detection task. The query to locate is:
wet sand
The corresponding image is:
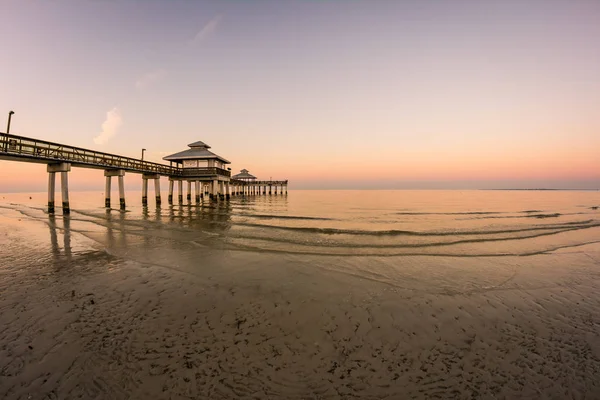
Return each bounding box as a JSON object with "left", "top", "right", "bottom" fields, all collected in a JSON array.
[{"left": 1, "top": 208, "right": 600, "bottom": 399}]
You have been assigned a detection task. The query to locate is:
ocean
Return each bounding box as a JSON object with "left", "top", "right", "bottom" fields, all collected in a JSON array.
[{"left": 1, "top": 189, "right": 599, "bottom": 399}]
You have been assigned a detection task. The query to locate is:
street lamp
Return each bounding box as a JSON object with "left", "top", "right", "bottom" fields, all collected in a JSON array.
[
  {"left": 141, "top": 148, "right": 146, "bottom": 161},
  {"left": 6, "top": 111, "right": 14, "bottom": 134}
]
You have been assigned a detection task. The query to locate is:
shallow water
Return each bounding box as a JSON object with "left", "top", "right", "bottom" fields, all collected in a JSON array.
[{"left": 1, "top": 190, "right": 599, "bottom": 399}]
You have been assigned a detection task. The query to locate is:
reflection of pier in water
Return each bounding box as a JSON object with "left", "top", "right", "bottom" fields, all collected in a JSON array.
[
  {"left": 1, "top": 132, "right": 288, "bottom": 215},
  {"left": 49, "top": 215, "right": 71, "bottom": 261}
]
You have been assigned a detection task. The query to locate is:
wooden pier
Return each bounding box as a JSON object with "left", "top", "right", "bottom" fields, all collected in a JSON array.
[{"left": 0, "top": 132, "right": 288, "bottom": 214}]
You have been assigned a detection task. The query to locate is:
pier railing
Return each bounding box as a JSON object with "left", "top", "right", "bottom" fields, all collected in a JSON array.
[
  {"left": 181, "top": 167, "right": 231, "bottom": 178},
  {"left": 0, "top": 132, "right": 179, "bottom": 175},
  {"left": 230, "top": 179, "right": 288, "bottom": 185}
]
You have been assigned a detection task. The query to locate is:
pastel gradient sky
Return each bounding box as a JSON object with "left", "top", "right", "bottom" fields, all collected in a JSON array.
[{"left": 1, "top": 0, "right": 599, "bottom": 190}]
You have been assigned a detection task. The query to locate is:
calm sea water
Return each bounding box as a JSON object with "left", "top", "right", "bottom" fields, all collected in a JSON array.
[
  {"left": 1, "top": 189, "right": 599, "bottom": 260},
  {"left": 2, "top": 189, "right": 600, "bottom": 398}
]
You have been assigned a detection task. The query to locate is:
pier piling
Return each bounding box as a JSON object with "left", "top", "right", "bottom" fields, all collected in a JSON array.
[
  {"left": 61, "top": 171, "right": 70, "bottom": 214},
  {"left": 154, "top": 177, "right": 161, "bottom": 205},
  {"left": 118, "top": 175, "right": 126, "bottom": 210},
  {"left": 142, "top": 178, "right": 148, "bottom": 206},
  {"left": 104, "top": 176, "right": 111, "bottom": 207},
  {"left": 48, "top": 172, "right": 55, "bottom": 214},
  {"left": 47, "top": 163, "right": 71, "bottom": 214},
  {"left": 105, "top": 170, "right": 125, "bottom": 209}
]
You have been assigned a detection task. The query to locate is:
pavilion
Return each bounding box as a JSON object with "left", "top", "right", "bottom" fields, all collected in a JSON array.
[{"left": 163, "top": 140, "right": 231, "bottom": 200}]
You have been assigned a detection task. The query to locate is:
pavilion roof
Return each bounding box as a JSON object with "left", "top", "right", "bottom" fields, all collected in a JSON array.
[
  {"left": 163, "top": 141, "right": 230, "bottom": 164},
  {"left": 232, "top": 169, "right": 257, "bottom": 179}
]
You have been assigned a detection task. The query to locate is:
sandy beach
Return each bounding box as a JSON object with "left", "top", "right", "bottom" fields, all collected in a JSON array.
[{"left": 1, "top": 197, "right": 600, "bottom": 399}]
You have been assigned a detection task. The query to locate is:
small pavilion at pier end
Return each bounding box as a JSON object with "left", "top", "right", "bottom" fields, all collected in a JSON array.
[{"left": 163, "top": 140, "right": 232, "bottom": 201}]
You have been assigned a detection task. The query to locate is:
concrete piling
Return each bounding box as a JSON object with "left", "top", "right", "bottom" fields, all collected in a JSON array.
[
  {"left": 142, "top": 178, "right": 148, "bottom": 206},
  {"left": 48, "top": 172, "right": 56, "bottom": 214},
  {"left": 105, "top": 176, "right": 111, "bottom": 207},
  {"left": 61, "top": 171, "right": 70, "bottom": 214},
  {"left": 118, "top": 175, "right": 126, "bottom": 210},
  {"left": 47, "top": 163, "right": 71, "bottom": 214},
  {"left": 154, "top": 178, "right": 161, "bottom": 205},
  {"left": 168, "top": 179, "right": 174, "bottom": 204}
]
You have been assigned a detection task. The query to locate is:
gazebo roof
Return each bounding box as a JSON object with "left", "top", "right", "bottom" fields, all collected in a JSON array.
[
  {"left": 163, "top": 141, "right": 230, "bottom": 164},
  {"left": 232, "top": 169, "right": 257, "bottom": 180},
  {"left": 188, "top": 140, "right": 210, "bottom": 149}
]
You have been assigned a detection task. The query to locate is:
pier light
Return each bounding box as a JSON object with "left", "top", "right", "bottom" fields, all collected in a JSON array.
[
  {"left": 141, "top": 148, "right": 146, "bottom": 161},
  {"left": 6, "top": 110, "right": 14, "bottom": 134}
]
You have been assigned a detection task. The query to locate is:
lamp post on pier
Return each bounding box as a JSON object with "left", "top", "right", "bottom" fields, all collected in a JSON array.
[
  {"left": 6, "top": 111, "right": 14, "bottom": 134},
  {"left": 141, "top": 148, "right": 146, "bottom": 161}
]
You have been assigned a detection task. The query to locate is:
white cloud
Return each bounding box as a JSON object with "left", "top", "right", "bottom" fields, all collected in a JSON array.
[
  {"left": 94, "top": 108, "right": 122, "bottom": 145},
  {"left": 135, "top": 69, "right": 167, "bottom": 89},
  {"left": 191, "top": 14, "right": 222, "bottom": 45}
]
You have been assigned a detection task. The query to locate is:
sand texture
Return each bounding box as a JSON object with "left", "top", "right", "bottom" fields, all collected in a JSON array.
[{"left": 1, "top": 193, "right": 600, "bottom": 399}]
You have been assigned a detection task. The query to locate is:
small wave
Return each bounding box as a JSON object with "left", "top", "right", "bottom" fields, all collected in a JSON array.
[
  {"left": 394, "top": 211, "right": 503, "bottom": 216},
  {"left": 466, "top": 213, "right": 565, "bottom": 220},
  {"left": 529, "top": 213, "right": 561, "bottom": 219},
  {"left": 238, "top": 213, "right": 333, "bottom": 221},
  {"left": 233, "top": 220, "right": 599, "bottom": 237},
  {"left": 227, "top": 227, "right": 580, "bottom": 249}
]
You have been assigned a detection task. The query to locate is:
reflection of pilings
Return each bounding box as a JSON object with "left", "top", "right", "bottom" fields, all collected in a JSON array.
[
  {"left": 63, "top": 216, "right": 72, "bottom": 259},
  {"left": 49, "top": 215, "right": 59, "bottom": 257},
  {"left": 48, "top": 214, "right": 72, "bottom": 262}
]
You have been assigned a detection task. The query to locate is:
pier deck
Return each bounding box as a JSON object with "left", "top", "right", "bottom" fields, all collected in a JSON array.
[{"left": 0, "top": 132, "right": 288, "bottom": 213}]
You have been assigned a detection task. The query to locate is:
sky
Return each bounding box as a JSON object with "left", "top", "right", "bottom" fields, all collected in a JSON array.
[{"left": 0, "top": 0, "right": 599, "bottom": 191}]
